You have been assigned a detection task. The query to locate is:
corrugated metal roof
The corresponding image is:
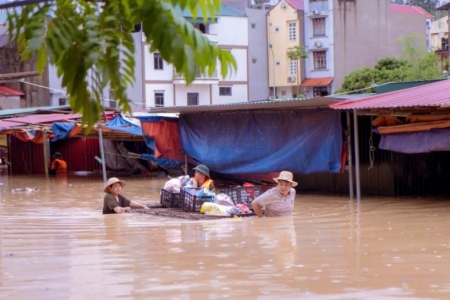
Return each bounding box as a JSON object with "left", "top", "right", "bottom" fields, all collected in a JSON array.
[
  {"left": 437, "top": 2, "right": 450, "bottom": 10},
  {"left": 0, "top": 119, "right": 27, "bottom": 129},
  {"left": 285, "top": 0, "right": 304, "bottom": 10},
  {"left": 6, "top": 113, "right": 82, "bottom": 125},
  {"left": 376, "top": 79, "right": 444, "bottom": 94},
  {"left": 301, "top": 77, "right": 333, "bottom": 87},
  {"left": 0, "top": 86, "right": 25, "bottom": 96},
  {"left": 330, "top": 79, "right": 450, "bottom": 111},
  {"left": 148, "top": 97, "right": 340, "bottom": 114},
  {"left": 390, "top": 4, "right": 433, "bottom": 19}
]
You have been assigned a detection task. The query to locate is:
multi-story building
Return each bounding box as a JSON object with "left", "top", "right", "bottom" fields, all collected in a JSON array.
[
  {"left": 267, "top": 0, "right": 305, "bottom": 99},
  {"left": 140, "top": 6, "right": 249, "bottom": 108},
  {"left": 300, "top": 0, "right": 433, "bottom": 98}
]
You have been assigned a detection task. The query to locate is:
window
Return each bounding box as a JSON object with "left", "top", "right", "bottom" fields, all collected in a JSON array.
[
  {"left": 155, "top": 93, "right": 164, "bottom": 107},
  {"left": 154, "top": 53, "right": 163, "bottom": 70},
  {"left": 187, "top": 93, "right": 199, "bottom": 105},
  {"left": 312, "top": 18, "right": 326, "bottom": 36},
  {"left": 288, "top": 22, "right": 297, "bottom": 41},
  {"left": 313, "top": 87, "right": 328, "bottom": 96},
  {"left": 58, "top": 98, "right": 67, "bottom": 105},
  {"left": 313, "top": 51, "right": 327, "bottom": 69},
  {"left": 219, "top": 87, "right": 232, "bottom": 96},
  {"left": 109, "top": 90, "right": 116, "bottom": 107},
  {"left": 289, "top": 60, "right": 297, "bottom": 75}
]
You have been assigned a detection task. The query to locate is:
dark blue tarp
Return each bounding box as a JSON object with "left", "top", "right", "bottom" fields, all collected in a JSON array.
[
  {"left": 379, "top": 128, "right": 450, "bottom": 153},
  {"left": 51, "top": 122, "right": 75, "bottom": 141},
  {"left": 179, "top": 110, "right": 342, "bottom": 174}
]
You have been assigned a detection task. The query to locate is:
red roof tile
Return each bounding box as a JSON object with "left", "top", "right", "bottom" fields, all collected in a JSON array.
[
  {"left": 390, "top": 4, "right": 433, "bottom": 19},
  {"left": 330, "top": 80, "right": 450, "bottom": 110},
  {"left": 301, "top": 77, "right": 333, "bottom": 87},
  {"left": 0, "top": 86, "right": 25, "bottom": 96}
]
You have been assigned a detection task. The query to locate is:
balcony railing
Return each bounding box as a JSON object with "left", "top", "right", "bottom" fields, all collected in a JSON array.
[{"left": 173, "top": 68, "right": 219, "bottom": 80}]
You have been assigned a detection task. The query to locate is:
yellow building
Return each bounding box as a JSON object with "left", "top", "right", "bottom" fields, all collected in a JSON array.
[{"left": 267, "top": 0, "right": 305, "bottom": 99}]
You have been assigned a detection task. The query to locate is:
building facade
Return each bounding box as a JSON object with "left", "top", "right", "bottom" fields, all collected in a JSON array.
[
  {"left": 299, "top": 0, "right": 433, "bottom": 98},
  {"left": 141, "top": 7, "right": 250, "bottom": 108}
]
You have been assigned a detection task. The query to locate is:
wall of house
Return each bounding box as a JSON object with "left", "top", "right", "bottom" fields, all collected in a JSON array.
[
  {"left": 174, "top": 85, "right": 211, "bottom": 106},
  {"left": 332, "top": 0, "right": 430, "bottom": 91},
  {"left": 267, "top": 2, "right": 305, "bottom": 97},
  {"left": 0, "top": 39, "right": 50, "bottom": 108},
  {"left": 0, "top": 96, "right": 21, "bottom": 109},
  {"left": 145, "top": 83, "right": 175, "bottom": 107}
]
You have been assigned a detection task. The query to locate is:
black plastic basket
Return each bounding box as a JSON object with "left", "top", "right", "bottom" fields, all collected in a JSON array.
[
  {"left": 160, "top": 188, "right": 180, "bottom": 208},
  {"left": 180, "top": 188, "right": 215, "bottom": 212},
  {"left": 219, "top": 185, "right": 262, "bottom": 207}
]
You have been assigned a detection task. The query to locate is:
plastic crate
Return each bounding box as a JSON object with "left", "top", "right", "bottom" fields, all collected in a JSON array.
[
  {"left": 180, "top": 188, "right": 215, "bottom": 212},
  {"left": 220, "top": 185, "right": 263, "bottom": 207},
  {"left": 160, "top": 188, "right": 180, "bottom": 208}
]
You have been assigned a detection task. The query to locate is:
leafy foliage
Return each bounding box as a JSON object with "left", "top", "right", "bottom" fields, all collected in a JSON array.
[
  {"left": 7, "top": 0, "right": 237, "bottom": 129},
  {"left": 287, "top": 45, "right": 308, "bottom": 97}
]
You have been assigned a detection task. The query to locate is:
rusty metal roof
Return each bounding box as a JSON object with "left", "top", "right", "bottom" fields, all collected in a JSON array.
[
  {"left": 329, "top": 79, "right": 450, "bottom": 113},
  {"left": 0, "top": 86, "right": 25, "bottom": 96}
]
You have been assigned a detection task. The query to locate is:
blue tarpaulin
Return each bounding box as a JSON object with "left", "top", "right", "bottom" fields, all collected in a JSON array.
[
  {"left": 179, "top": 110, "right": 342, "bottom": 174},
  {"left": 106, "top": 116, "right": 142, "bottom": 136},
  {"left": 51, "top": 122, "right": 75, "bottom": 141},
  {"left": 379, "top": 128, "right": 450, "bottom": 153}
]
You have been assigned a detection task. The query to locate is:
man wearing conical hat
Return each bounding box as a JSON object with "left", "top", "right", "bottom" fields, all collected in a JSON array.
[{"left": 251, "top": 171, "right": 297, "bottom": 217}]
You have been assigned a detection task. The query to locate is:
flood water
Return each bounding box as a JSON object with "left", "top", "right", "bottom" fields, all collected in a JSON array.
[{"left": 1, "top": 172, "right": 450, "bottom": 299}]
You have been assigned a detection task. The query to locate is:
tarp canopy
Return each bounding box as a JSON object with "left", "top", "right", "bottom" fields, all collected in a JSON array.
[
  {"left": 378, "top": 128, "right": 450, "bottom": 153},
  {"left": 139, "top": 116, "right": 184, "bottom": 162},
  {"left": 106, "top": 115, "right": 142, "bottom": 136},
  {"left": 179, "top": 110, "right": 342, "bottom": 174}
]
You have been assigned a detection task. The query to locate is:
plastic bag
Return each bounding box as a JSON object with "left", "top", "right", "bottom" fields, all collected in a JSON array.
[
  {"left": 236, "top": 204, "right": 251, "bottom": 214},
  {"left": 201, "top": 202, "right": 231, "bottom": 216},
  {"left": 214, "top": 193, "right": 234, "bottom": 206},
  {"left": 163, "top": 178, "right": 181, "bottom": 192}
]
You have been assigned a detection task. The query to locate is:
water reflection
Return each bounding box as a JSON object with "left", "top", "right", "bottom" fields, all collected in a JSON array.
[{"left": 1, "top": 174, "right": 450, "bottom": 299}]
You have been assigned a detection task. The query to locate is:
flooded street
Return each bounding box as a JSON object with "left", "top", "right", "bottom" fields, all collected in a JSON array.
[{"left": 1, "top": 173, "right": 450, "bottom": 299}]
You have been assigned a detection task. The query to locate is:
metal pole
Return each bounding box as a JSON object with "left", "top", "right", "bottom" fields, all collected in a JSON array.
[
  {"left": 184, "top": 153, "right": 188, "bottom": 176},
  {"left": 346, "top": 111, "right": 354, "bottom": 199},
  {"left": 98, "top": 126, "right": 107, "bottom": 185},
  {"left": 269, "top": 44, "right": 276, "bottom": 99},
  {"left": 43, "top": 129, "right": 49, "bottom": 179},
  {"left": 352, "top": 109, "right": 361, "bottom": 200}
]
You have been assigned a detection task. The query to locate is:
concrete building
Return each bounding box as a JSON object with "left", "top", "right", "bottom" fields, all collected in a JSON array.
[
  {"left": 437, "top": 2, "right": 450, "bottom": 71},
  {"left": 140, "top": 6, "right": 250, "bottom": 108},
  {"left": 299, "top": 0, "right": 433, "bottom": 98},
  {"left": 267, "top": 0, "right": 305, "bottom": 99}
]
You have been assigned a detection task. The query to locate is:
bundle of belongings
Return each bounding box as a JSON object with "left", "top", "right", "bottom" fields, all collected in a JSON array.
[{"left": 162, "top": 176, "right": 253, "bottom": 216}]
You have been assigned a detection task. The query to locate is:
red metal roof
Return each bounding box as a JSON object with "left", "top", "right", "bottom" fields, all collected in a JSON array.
[
  {"left": 0, "top": 119, "right": 27, "bottom": 129},
  {"left": 330, "top": 80, "right": 450, "bottom": 110},
  {"left": 6, "top": 113, "right": 82, "bottom": 125},
  {"left": 285, "top": 0, "right": 304, "bottom": 10},
  {"left": 390, "top": 4, "right": 434, "bottom": 19},
  {"left": 0, "top": 86, "right": 25, "bottom": 96},
  {"left": 301, "top": 77, "right": 333, "bottom": 87}
]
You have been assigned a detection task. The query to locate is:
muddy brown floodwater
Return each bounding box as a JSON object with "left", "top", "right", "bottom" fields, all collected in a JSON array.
[{"left": 1, "top": 173, "right": 450, "bottom": 299}]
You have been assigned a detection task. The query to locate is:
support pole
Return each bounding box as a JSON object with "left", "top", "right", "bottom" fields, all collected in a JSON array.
[
  {"left": 346, "top": 111, "right": 354, "bottom": 199},
  {"left": 184, "top": 154, "right": 188, "bottom": 176},
  {"left": 43, "top": 130, "right": 49, "bottom": 179},
  {"left": 352, "top": 109, "right": 361, "bottom": 200},
  {"left": 98, "top": 126, "right": 107, "bottom": 185}
]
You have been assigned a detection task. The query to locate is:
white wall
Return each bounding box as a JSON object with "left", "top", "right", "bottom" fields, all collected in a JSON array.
[
  {"left": 216, "top": 16, "right": 248, "bottom": 46},
  {"left": 143, "top": 45, "right": 174, "bottom": 81},
  {"left": 174, "top": 85, "right": 211, "bottom": 106},
  {"left": 221, "top": 48, "right": 248, "bottom": 82},
  {"left": 145, "top": 83, "right": 174, "bottom": 107},
  {"left": 212, "top": 84, "right": 248, "bottom": 104}
]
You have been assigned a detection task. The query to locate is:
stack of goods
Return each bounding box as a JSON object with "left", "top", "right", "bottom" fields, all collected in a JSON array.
[
  {"left": 199, "top": 193, "right": 253, "bottom": 216},
  {"left": 180, "top": 187, "right": 215, "bottom": 212},
  {"left": 160, "top": 175, "right": 190, "bottom": 208}
]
